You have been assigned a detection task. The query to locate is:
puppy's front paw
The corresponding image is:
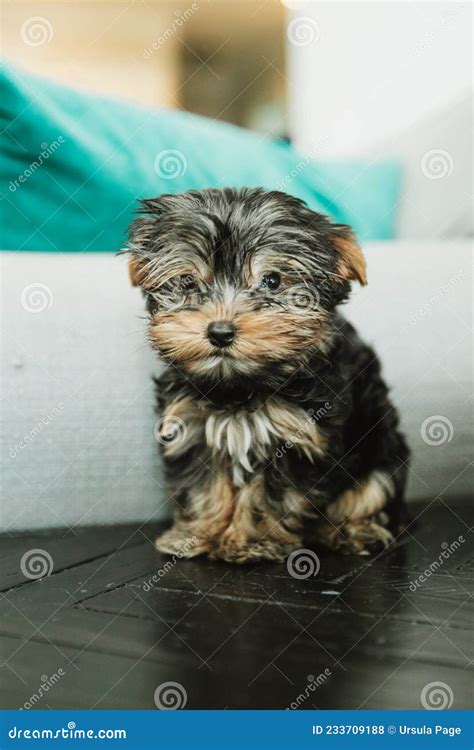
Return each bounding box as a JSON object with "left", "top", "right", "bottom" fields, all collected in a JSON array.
[
  {"left": 211, "top": 537, "right": 297, "bottom": 564},
  {"left": 340, "top": 518, "right": 394, "bottom": 556},
  {"left": 155, "top": 527, "right": 211, "bottom": 558},
  {"left": 316, "top": 516, "right": 394, "bottom": 556}
]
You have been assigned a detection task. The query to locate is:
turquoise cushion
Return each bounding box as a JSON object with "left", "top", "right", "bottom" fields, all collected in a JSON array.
[{"left": 0, "top": 63, "right": 401, "bottom": 252}]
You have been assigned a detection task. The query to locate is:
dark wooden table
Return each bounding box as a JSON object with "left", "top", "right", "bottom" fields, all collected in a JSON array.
[{"left": 0, "top": 498, "right": 472, "bottom": 710}]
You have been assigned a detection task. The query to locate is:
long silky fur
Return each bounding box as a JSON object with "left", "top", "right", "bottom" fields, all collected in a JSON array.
[{"left": 126, "top": 188, "right": 409, "bottom": 562}]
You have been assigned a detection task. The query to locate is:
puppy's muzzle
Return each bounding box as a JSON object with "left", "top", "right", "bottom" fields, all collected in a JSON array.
[{"left": 207, "top": 320, "right": 235, "bottom": 348}]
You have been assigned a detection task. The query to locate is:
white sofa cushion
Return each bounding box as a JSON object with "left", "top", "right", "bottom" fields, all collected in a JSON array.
[{"left": 1, "top": 243, "right": 471, "bottom": 531}]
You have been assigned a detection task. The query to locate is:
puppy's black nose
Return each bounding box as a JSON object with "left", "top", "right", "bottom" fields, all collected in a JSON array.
[{"left": 207, "top": 321, "right": 235, "bottom": 348}]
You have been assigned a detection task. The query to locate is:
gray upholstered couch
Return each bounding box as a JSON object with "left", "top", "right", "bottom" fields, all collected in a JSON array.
[{"left": 1, "top": 242, "right": 471, "bottom": 532}]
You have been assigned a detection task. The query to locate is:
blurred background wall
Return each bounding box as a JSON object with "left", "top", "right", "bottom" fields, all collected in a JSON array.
[
  {"left": 288, "top": 2, "right": 471, "bottom": 157},
  {"left": 2, "top": 0, "right": 288, "bottom": 135},
  {"left": 287, "top": 1, "right": 472, "bottom": 239},
  {"left": 3, "top": 0, "right": 471, "bottom": 238}
]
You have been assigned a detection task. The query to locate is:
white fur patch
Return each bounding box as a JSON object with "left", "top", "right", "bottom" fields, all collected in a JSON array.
[{"left": 204, "top": 398, "right": 325, "bottom": 486}]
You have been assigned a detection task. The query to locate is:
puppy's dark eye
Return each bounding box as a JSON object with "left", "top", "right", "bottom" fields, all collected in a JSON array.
[
  {"left": 261, "top": 272, "right": 281, "bottom": 291},
  {"left": 179, "top": 274, "right": 197, "bottom": 291}
]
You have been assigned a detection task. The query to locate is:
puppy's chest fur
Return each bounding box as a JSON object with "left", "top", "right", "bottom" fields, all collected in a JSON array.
[{"left": 162, "top": 396, "right": 326, "bottom": 486}]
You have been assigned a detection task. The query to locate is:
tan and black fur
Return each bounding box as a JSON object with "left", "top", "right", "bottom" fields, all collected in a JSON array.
[{"left": 126, "top": 188, "right": 409, "bottom": 562}]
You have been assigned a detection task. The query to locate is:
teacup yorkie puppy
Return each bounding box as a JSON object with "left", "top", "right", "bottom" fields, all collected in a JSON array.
[{"left": 127, "top": 188, "right": 409, "bottom": 563}]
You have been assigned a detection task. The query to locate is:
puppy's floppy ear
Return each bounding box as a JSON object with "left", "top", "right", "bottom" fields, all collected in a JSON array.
[
  {"left": 128, "top": 256, "right": 147, "bottom": 287},
  {"left": 331, "top": 226, "right": 367, "bottom": 286},
  {"left": 127, "top": 217, "right": 155, "bottom": 288}
]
